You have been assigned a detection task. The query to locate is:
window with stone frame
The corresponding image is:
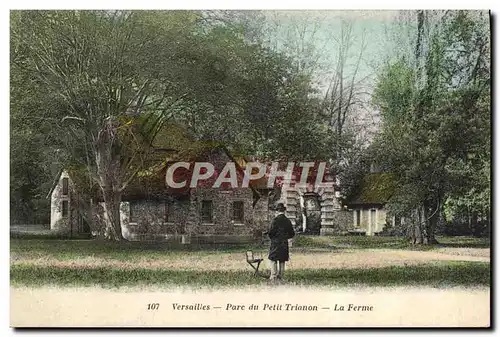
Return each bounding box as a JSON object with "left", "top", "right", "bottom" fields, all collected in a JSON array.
[
  {"left": 62, "top": 177, "right": 69, "bottom": 196},
  {"left": 164, "top": 201, "right": 171, "bottom": 223},
  {"left": 201, "top": 200, "right": 213, "bottom": 223},
  {"left": 129, "top": 201, "right": 139, "bottom": 223},
  {"left": 232, "top": 201, "right": 244, "bottom": 223},
  {"left": 62, "top": 200, "right": 68, "bottom": 217}
]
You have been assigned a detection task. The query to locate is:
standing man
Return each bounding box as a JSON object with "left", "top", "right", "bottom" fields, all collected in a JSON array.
[{"left": 268, "top": 203, "right": 295, "bottom": 281}]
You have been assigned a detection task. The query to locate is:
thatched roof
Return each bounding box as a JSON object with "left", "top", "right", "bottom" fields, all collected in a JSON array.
[
  {"left": 122, "top": 142, "right": 265, "bottom": 201},
  {"left": 345, "top": 173, "right": 397, "bottom": 206}
]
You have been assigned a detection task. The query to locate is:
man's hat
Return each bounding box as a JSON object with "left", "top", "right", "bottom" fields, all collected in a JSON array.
[{"left": 276, "top": 203, "right": 286, "bottom": 212}]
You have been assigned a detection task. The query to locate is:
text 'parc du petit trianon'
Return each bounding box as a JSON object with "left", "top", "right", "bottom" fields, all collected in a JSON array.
[{"left": 165, "top": 161, "right": 334, "bottom": 189}]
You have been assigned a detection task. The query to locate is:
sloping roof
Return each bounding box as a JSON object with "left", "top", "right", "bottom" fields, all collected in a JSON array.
[
  {"left": 46, "top": 169, "right": 63, "bottom": 199},
  {"left": 47, "top": 142, "right": 266, "bottom": 201},
  {"left": 46, "top": 165, "right": 101, "bottom": 200},
  {"left": 106, "top": 142, "right": 265, "bottom": 201},
  {"left": 345, "top": 173, "right": 397, "bottom": 206}
]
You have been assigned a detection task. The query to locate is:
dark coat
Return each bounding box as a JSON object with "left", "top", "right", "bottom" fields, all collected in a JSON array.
[{"left": 268, "top": 213, "right": 295, "bottom": 261}]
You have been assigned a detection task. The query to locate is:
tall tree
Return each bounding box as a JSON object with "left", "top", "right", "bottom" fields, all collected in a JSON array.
[
  {"left": 11, "top": 10, "right": 216, "bottom": 240},
  {"left": 322, "top": 19, "right": 369, "bottom": 176},
  {"left": 373, "top": 10, "right": 490, "bottom": 243},
  {"left": 178, "top": 12, "right": 330, "bottom": 161},
  {"left": 11, "top": 10, "right": 328, "bottom": 237},
  {"left": 262, "top": 13, "right": 373, "bottom": 172}
]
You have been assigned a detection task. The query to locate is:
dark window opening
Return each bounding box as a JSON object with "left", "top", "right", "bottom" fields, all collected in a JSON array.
[
  {"left": 62, "top": 178, "right": 69, "bottom": 196},
  {"left": 62, "top": 200, "right": 69, "bottom": 217},
  {"left": 129, "top": 201, "right": 138, "bottom": 223},
  {"left": 356, "top": 210, "right": 361, "bottom": 226},
  {"left": 394, "top": 216, "right": 401, "bottom": 227},
  {"left": 201, "top": 200, "right": 213, "bottom": 223},
  {"left": 232, "top": 201, "right": 244, "bottom": 223},
  {"left": 164, "top": 201, "right": 171, "bottom": 223}
]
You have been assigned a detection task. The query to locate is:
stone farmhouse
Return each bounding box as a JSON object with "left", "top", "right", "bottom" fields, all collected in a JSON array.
[
  {"left": 48, "top": 141, "right": 395, "bottom": 241},
  {"left": 48, "top": 144, "right": 273, "bottom": 242}
]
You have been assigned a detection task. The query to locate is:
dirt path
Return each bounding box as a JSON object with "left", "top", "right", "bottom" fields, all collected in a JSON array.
[
  {"left": 11, "top": 248, "right": 490, "bottom": 271},
  {"left": 10, "top": 285, "right": 490, "bottom": 327}
]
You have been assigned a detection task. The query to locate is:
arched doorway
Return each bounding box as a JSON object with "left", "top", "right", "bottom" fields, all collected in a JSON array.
[{"left": 302, "top": 192, "right": 322, "bottom": 235}]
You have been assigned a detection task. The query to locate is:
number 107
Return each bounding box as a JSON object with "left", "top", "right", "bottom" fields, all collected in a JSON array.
[{"left": 147, "top": 303, "right": 160, "bottom": 310}]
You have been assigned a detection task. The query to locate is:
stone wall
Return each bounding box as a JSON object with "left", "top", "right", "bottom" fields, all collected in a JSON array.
[
  {"left": 89, "top": 188, "right": 270, "bottom": 241},
  {"left": 187, "top": 188, "right": 269, "bottom": 236},
  {"left": 126, "top": 198, "right": 190, "bottom": 235},
  {"left": 85, "top": 147, "right": 279, "bottom": 240},
  {"left": 330, "top": 210, "right": 355, "bottom": 234},
  {"left": 183, "top": 147, "right": 270, "bottom": 237}
]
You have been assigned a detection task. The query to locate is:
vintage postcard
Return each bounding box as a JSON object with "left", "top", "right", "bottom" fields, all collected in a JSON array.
[{"left": 9, "top": 9, "right": 491, "bottom": 328}]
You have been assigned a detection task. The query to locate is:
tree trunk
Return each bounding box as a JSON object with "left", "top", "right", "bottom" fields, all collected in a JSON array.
[
  {"left": 471, "top": 211, "right": 480, "bottom": 237},
  {"left": 407, "top": 208, "right": 422, "bottom": 244},
  {"left": 416, "top": 206, "right": 424, "bottom": 244},
  {"left": 467, "top": 206, "right": 472, "bottom": 235},
  {"left": 422, "top": 200, "right": 439, "bottom": 245},
  {"left": 486, "top": 209, "right": 491, "bottom": 238},
  {"left": 101, "top": 186, "right": 123, "bottom": 241},
  {"left": 421, "top": 203, "right": 429, "bottom": 244},
  {"left": 408, "top": 203, "right": 440, "bottom": 245},
  {"left": 89, "top": 198, "right": 95, "bottom": 236},
  {"left": 95, "top": 120, "right": 124, "bottom": 241},
  {"left": 96, "top": 166, "right": 123, "bottom": 241},
  {"left": 96, "top": 131, "right": 123, "bottom": 241}
]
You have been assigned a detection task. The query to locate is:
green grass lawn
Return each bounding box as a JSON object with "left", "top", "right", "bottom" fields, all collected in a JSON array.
[
  {"left": 293, "top": 235, "right": 490, "bottom": 250},
  {"left": 10, "top": 238, "right": 264, "bottom": 261},
  {"left": 10, "top": 235, "right": 490, "bottom": 261},
  {"left": 10, "top": 235, "right": 490, "bottom": 288},
  {"left": 11, "top": 261, "right": 490, "bottom": 288}
]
